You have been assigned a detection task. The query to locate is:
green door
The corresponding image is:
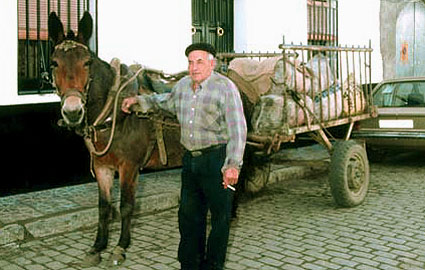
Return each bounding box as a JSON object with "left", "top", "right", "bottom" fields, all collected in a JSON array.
[{"left": 191, "top": 0, "right": 233, "bottom": 53}]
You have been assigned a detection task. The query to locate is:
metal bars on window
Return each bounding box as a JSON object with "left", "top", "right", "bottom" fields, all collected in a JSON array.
[
  {"left": 307, "top": 0, "right": 338, "bottom": 47},
  {"left": 17, "top": 0, "right": 96, "bottom": 94}
]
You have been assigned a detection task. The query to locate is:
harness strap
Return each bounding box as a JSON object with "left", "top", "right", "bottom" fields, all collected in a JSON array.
[
  {"left": 154, "top": 116, "right": 168, "bottom": 165},
  {"left": 54, "top": 40, "right": 88, "bottom": 52},
  {"left": 93, "top": 58, "right": 121, "bottom": 127},
  {"left": 85, "top": 62, "right": 144, "bottom": 158},
  {"left": 135, "top": 112, "right": 181, "bottom": 168},
  {"left": 140, "top": 135, "right": 157, "bottom": 169},
  {"left": 83, "top": 59, "right": 144, "bottom": 177}
]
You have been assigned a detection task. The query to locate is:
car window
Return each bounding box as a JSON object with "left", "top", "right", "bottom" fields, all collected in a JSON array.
[{"left": 373, "top": 81, "right": 425, "bottom": 107}]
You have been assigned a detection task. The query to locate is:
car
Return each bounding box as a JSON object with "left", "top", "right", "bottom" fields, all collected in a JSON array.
[{"left": 352, "top": 77, "right": 425, "bottom": 160}]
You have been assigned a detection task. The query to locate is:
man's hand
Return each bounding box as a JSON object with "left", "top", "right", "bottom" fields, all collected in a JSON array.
[
  {"left": 222, "top": 167, "right": 239, "bottom": 190},
  {"left": 121, "top": 97, "right": 138, "bottom": 114}
]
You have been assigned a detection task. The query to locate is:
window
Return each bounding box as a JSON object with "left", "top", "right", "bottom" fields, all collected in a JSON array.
[
  {"left": 307, "top": 0, "right": 338, "bottom": 46},
  {"left": 373, "top": 82, "right": 425, "bottom": 107},
  {"left": 17, "top": 0, "right": 97, "bottom": 94}
]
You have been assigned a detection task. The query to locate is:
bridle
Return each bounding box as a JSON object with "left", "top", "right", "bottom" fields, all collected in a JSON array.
[
  {"left": 53, "top": 39, "right": 144, "bottom": 159},
  {"left": 53, "top": 40, "right": 92, "bottom": 128},
  {"left": 55, "top": 39, "right": 88, "bottom": 52},
  {"left": 59, "top": 88, "right": 90, "bottom": 128}
]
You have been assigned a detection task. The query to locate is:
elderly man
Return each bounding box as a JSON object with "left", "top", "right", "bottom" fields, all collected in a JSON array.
[{"left": 122, "top": 43, "right": 247, "bottom": 270}]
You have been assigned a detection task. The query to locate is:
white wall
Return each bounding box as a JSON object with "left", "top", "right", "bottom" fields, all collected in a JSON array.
[
  {"left": 234, "top": 0, "right": 382, "bottom": 83},
  {"left": 338, "top": 0, "right": 382, "bottom": 83},
  {"left": 0, "top": 1, "right": 17, "bottom": 105},
  {"left": 98, "top": 1, "right": 192, "bottom": 73},
  {"left": 3, "top": 0, "right": 383, "bottom": 106},
  {"left": 234, "top": 0, "right": 308, "bottom": 52}
]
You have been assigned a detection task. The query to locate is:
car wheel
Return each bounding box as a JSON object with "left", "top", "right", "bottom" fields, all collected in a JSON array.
[{"left": 329, "top": 140, "right": 369, "bottom": 207}]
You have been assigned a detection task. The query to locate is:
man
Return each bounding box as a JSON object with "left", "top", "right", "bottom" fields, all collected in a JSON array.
[{"left": 121, "top": 43, "right": 247, "bottom": 270}]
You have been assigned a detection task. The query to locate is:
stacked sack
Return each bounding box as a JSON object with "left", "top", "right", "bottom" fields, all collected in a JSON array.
[
  {"left": 227, "top": 55, "right": 315, "bottom": 135},
  {"left": 250, "top": 94, "right": 313, "bottom": 135},
  {"left": 226, "top": 53, "right": 367, "bottom": 136}
]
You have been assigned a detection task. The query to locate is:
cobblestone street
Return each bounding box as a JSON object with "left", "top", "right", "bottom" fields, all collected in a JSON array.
[{"left": 1, "top": 150, "right": 425, "bottom": 270}]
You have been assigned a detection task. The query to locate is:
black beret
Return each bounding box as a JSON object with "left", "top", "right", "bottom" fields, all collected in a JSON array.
[{"left": 185, "top": 42, "right": 216, "bottom": 57}]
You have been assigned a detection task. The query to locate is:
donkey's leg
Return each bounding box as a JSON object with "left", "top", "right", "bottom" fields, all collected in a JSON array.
[
  {"left": 83, "top": 165, "right": 114, "bottom": 266},
  {"left": 110, "top": 164, "right": 139, "bottom": 266}
]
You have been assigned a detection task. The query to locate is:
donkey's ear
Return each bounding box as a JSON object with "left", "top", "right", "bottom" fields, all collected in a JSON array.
[
  {"left": 77, "top": 12, "right": 93, "bottom": 45},
  {"left": 48, "top": 12, "right": 65, "bottom": 45}
]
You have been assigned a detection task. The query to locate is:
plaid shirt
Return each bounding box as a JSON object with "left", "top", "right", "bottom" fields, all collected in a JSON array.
[{"left": 143, "top": 71, "right": 247, "bottom": 170}]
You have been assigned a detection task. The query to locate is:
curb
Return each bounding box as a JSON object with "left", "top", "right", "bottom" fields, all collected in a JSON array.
[
  {"left": 0, "top": 152, "right": 329, "bottom": 246},
  {"left": 0, "top": 169, "right": 182, "bottom": 247}
]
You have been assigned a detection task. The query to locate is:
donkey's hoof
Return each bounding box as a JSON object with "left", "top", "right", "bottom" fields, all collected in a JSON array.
[
  {"left": 81, "top": 249, "right": 101, "bottom": 266},
  {"left": 109, "top": 246, "right": 126, "bottom": 266}
]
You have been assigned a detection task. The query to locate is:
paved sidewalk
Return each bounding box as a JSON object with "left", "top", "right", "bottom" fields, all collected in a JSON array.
[{"left": 0, "top": 144, "right": 329, "bottom": 247}]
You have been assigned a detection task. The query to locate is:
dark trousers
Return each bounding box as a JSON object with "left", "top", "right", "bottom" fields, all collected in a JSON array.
[{"left": 178, "top": 144, "right": 233, "bottom": 270}]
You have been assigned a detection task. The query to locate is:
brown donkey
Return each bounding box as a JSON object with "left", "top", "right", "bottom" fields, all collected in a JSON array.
[{"left": 48, "top": 11, "right": 182, "bottom": 266}]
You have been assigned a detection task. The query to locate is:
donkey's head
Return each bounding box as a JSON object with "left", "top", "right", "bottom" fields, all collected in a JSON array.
[{"left": 48, "top": 11, "right": 93, "bottom": 127}]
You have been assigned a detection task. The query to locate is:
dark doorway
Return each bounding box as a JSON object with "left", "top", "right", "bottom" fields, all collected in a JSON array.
[{"left": 191, "top": 0, "right": 234, "bottom": 53}]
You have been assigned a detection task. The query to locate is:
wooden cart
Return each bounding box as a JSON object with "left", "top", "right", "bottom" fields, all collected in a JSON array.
[{"left": 217, "top": 41, "right": 375, "bottom": 207}]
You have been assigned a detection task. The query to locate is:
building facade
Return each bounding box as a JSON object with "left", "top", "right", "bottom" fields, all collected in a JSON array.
[
  {"left": 381, "top": 0, "right": 425, "bottom": 79},
  {"left": 1, "top": 0, "right": 384, "bottom": 192}
]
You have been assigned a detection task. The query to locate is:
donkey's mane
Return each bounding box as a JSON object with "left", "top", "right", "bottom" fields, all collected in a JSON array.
[
  {"left": 85, "top": 54, "right": 116, "bottom": 125},
  {"left": 85, "top": 50, "right": 138, "bottom": 126}
]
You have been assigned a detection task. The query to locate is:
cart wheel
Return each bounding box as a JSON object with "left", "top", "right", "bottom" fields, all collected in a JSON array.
[
  {"left": 241, "top": 152, "right": 271, "bottom": 193},
  {"left": 329, "top": 140, "right": 369, "bottom": 207},
  {"left": 245, "top": 161, "right": 271, "bottom": 193}
]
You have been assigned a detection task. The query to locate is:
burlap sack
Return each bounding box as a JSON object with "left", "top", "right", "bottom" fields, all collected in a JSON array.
[
  {"left": 251, "top": 94, "right": 313, "bottom": 135},
  {"left": 228, "top": 56, "right": 314, "bottom": 98}
]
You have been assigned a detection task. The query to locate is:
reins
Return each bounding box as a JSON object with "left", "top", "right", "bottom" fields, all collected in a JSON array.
[
  {"left": 84, "top": 59, "right": 144, "bottom": 157},
  {"left": 82, "top": 59, "right": 144, "bottom": 177},
  {"left": 87, "top": 64, "right": 184, "bottom": 157}
]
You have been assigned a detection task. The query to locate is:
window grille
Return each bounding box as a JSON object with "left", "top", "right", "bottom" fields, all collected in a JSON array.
[
  {"left": 307, "top": 0, "right": 338, "bottom": 46},
  {"left": 17, "top": 0, "right": 97, "bottom": 94}
]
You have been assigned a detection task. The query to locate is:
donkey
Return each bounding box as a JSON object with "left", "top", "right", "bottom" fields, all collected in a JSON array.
[{"left": 48, "top": 11, "right": 182, "bottom": 266}]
